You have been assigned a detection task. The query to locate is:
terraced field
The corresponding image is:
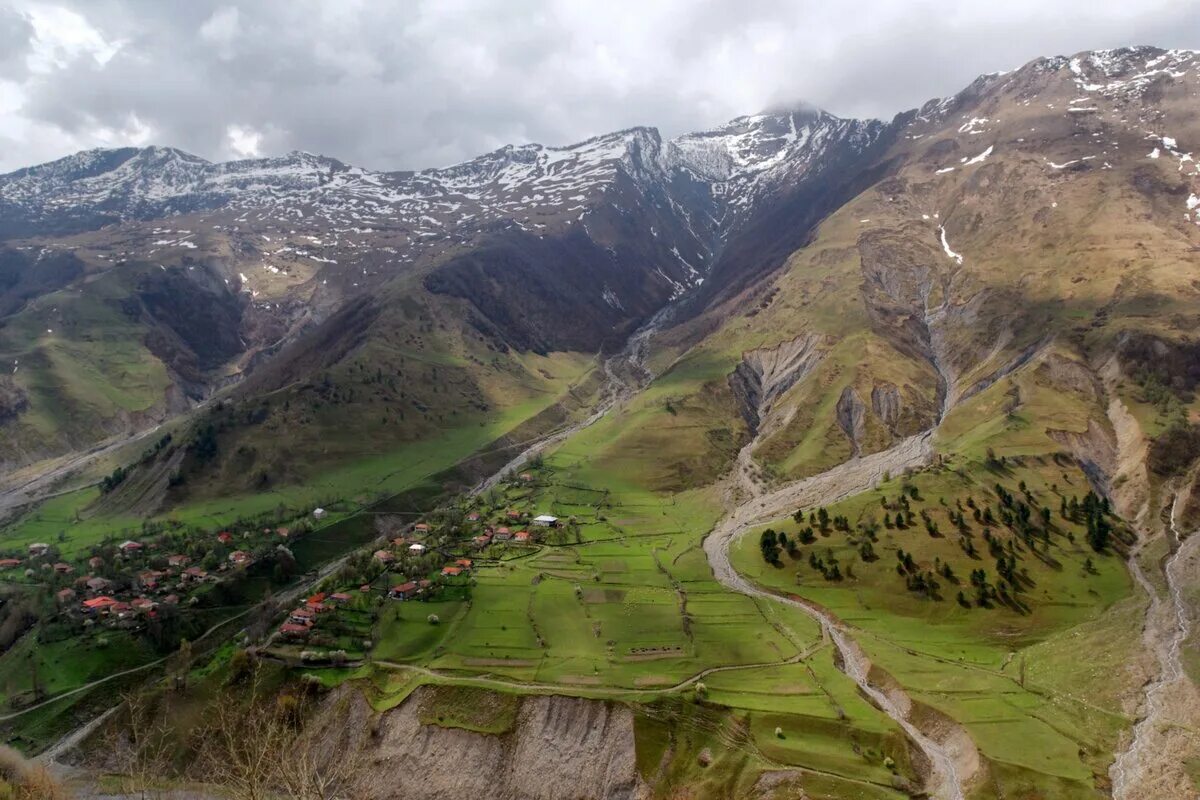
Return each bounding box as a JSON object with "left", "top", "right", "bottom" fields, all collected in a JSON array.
[{"left": 352, "top": 472, "right": 924, "bottom": 798}]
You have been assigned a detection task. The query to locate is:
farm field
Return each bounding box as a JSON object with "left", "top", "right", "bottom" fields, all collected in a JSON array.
[{"left": 356, "top": 464, "right": 923, "bottom": 796}]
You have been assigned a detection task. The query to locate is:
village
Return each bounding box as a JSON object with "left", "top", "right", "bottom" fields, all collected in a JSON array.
[
  {"left": 264, "top": 470, "right": 565, "bottom": 663},
  {"left": 0, "top": 522, "right": 307, "bottom": 632},
  {"left": 0, "top": 470, "right": 565, "bottom": 668}
]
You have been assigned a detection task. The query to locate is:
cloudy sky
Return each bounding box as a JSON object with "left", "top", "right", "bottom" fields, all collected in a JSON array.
[{"left": 1, "top": 0, "right": 1198, "bottom": 173}]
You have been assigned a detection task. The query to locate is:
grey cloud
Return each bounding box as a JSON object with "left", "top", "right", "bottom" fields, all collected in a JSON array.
[
  {"left": 0, "top": 7, "right": 33, "bottom": 79},
  {"left": 3, "top": 0, "right": 1200, "bottom": 173}
]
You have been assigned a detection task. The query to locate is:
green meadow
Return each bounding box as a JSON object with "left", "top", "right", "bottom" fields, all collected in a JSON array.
[
  {"left": 728, "top": 457, "right": 1139, "bottom": 797},
  {"left": 356, "top": 464, "right": 922, "bottom": 796}
]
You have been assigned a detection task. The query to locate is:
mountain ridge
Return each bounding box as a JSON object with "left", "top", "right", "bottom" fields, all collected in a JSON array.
[{"left": 2, "top": 43, "right": 1198, "bottom": 490}]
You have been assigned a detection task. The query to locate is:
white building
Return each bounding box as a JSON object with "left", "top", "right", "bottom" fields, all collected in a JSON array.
[{"left": 532, "top": 515, "right": 559, "bottom": 527}]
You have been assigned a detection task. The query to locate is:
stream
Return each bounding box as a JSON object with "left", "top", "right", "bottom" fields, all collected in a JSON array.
[
  {"left": 1109, "top": 487, "right": 1199, "bottom": 798},
  {"left": 701, "top": 434, "right": 966, "bottom": 800}
]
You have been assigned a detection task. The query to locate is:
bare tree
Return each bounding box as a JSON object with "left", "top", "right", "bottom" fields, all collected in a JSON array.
[
  {"left": 0, "top": 745, "right": 67, "bottom": 800},
  {"left": 105, "top": 690, "right": 175, "bottom": 800},
  {"left": 192, "top": 668, "right": 362, "bottom": 800},
  {"left": 194, "top": 684, "right": 287, "bottom": 800},
  {"left": 274, "top": 733, "right": 362, "bottom": 800}
]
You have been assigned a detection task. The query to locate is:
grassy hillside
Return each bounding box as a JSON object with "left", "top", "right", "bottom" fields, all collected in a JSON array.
[{"left": 730, "top": 457, "right": 1138, "bottom": 796}]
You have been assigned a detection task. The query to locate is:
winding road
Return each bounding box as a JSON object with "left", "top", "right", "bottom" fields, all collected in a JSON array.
[
  {"left": 24, "top": 269, "right": 1183, "bottom": 799},
  {"left": 3, "top": 607, "right": 253, "bottom": 729},
  {"left": 694, "top": 282, "right": 971, "bottom": 798}
]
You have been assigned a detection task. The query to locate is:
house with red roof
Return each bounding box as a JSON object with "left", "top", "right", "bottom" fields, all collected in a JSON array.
[
  {"left": 306, "top": 599, "right": 329, "bottom": 614},
  {"left": 514, "top": 531, "right": 531, "bottom": 543},
  {"left": 0, "top": 558, "right": 21, "bottom": 570},
  {"left": 167, "top": 554, "right": 189, "bottom": 568},
  {"left": 441, "top": 566, "right": 462, "bottom": 577},
  {"left": 279, "top": 623, "right": 311, "bottom": 638},
  {"left": 389, "top": 581, "right": 418, "bottom": 600},
  {"left": 373, "top": 550, "right": 395, "bottom": 564},
  {"left": 82, "top": 596, "right": 118, "bottom": 613},
  {"left": 118, "top": 540, "right": 143, "bottom": 554},
  {"left": 455, "top": 558, "right": 473, "bottom": 570},
  {"left": 217, "top": 532, "right": 233, "bottom": 544},
  {"left": 52, "top": 562, "right": 74, "bottom": 575},
  {"left": 182, "top": 566, "right": 208, "bottom": 582},
  {"left": 329, "top": 592, "right": 353, "bottom": 604},
  {"left": 228, "top": 550, "right": 251, "bottom": 565},
  {"left": 289, "top": 607, "right": 316, "bottom": 625}
]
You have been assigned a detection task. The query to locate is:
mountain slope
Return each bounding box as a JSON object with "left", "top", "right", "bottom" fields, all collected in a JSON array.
[{"left": 0, "top": 105, "right": 887, "bottom": 490}]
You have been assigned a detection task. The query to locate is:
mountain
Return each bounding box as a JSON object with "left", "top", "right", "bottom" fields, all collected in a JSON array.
[
  {"left": 1, "top": 44, "right": 1197, "bottom": 517},
  {"left": 613, "top": 44, "right": 1200, "bottom": 490},
  {"left": 0, "top": 102, "right": 888, "bottom": 485},
  {"left": 3, "top": 45, "right": 1200, "bottom": 800}
]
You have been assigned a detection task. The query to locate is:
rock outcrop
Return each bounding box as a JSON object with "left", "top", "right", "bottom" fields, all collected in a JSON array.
[{"left": 313, "top": 686, "right": 647, "bottom": 800}]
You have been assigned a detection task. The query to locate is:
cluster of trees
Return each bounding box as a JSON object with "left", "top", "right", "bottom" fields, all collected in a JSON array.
[
  {"left": 807, "top": 549, "right": 844, "bottom": 581},
  {"left": 101, "top": 434, "right": 173, "bottom": 494},
  {"left": 765, "top": 473, "right": 1119, "bottom": 611},
  {"left": 964, "top": 568, "right": 999, "bottom": 608},
  {"left": 1066, "top": 491, "right": 1114, "bottom": 552},
  {"left": 759, "top": 529, "right": 795, "bottom": 566},
  {"left": 880, "top": 492, "right": 916, "bottom": 530},
  {"left": 895, "top": 548, "right": 944, "bottom": 600},
  {"left": 100, "top": 464, "right": 131, "bottom": 494},
  {"left": 791, "top": 507, "right": 849, "bottom": 534}
]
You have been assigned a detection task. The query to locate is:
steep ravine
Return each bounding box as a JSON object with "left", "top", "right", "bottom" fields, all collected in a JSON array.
[
  {"left": 1109, "top": 483, "right": 1200, "bottom": 800},
  {"left": 472, "top": 300, "right": 676, "bottom": 495}
]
